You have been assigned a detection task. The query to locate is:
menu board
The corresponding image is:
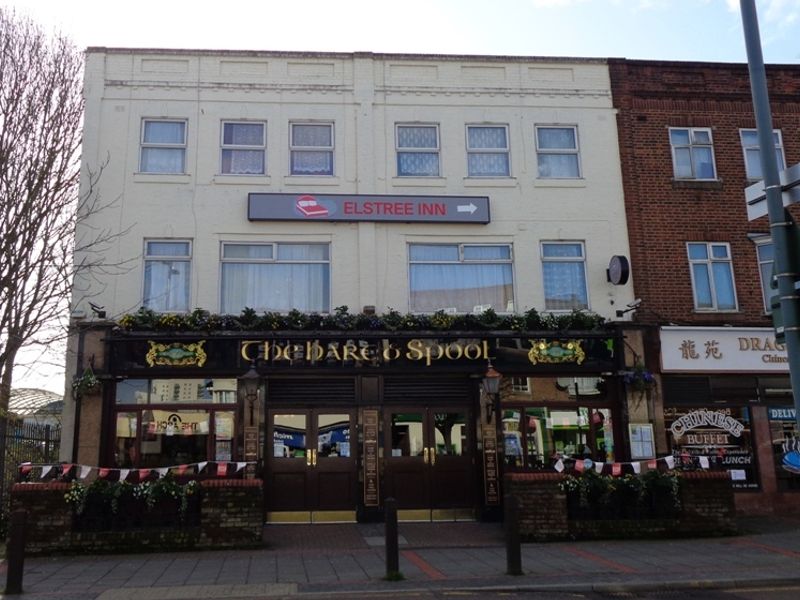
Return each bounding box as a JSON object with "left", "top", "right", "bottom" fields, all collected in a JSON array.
[
  {"left": 363, "top": 409, "right": 380, "bottom": 506},
  {"left": 483, "top": 426, "right": 500, "bottom": 505}
]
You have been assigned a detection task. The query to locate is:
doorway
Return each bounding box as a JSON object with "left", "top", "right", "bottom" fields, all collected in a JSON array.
[
  {"left": 383, "top": 406, "right": 475, "bottom": 521},
  {"left": 266, "top": 408, "right": 357, "bottom": 522}
]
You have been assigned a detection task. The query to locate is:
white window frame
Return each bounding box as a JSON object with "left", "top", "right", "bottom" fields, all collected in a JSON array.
[
  {"left": 396, "top": 124, "right": 441, "bottom": 177},
  {"left": 669, "top": 126, "right": 717, "bottom": 180},
  {"left": 511, "top": 377, "right": 530, "bottom": 393},
  {"left": 219, "top": 242, "right": 331, "bottom": 314},
  {"left": 289, "top": 122, "right": 334, "bottom": 176},
  {"left": 407, "top": 243, "right": 514, "bottom": 313},
  {"left": 540, "top": 241, "right": 589, "bottom": 311},
  {"left": 755, "top": 238, "right": 774, "bottom": 313},
  {"left": 534, "top": 125, "right": 581, "bottom": 179},
  {"left": 139, "top": 119, "right": 187, "bottom": 174},
  {"left": 687, "top": 242, "right": 738, "bottom": 312},
  {"left": 142, "top": 239, "right": 192, "bottom": 313},
  {"left": 466, "top": 124, "right": 510, "bottom": 177},
  {"left": 220, "top": 121, "right": 266, "bottom": 175},
  {"left": 739, "top": 129, "right": 785, "bottom": 181}
]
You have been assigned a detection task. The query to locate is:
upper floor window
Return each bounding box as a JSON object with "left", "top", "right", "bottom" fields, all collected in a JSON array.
[
  {"left": 466, "top": 125, "right": 510, "bottom": 177},
  {"left": 220, "top": 243, "right": 330, "bottom": 314},
  {"left": 290, "top": 123, "right": 333, "bottom": 176},
  {"left": 756, "top": 240, "right": 774, "bottom": 313},
  {"left": 511, "top": 377, "right": 530, "bottom": 393},
  {"left": 408, "top": 244, "right": 513, "bottom": 313},
  {"left": 740, "top": 129, "right": 785, "bottom": 180},
  {"left": 669, "top": 127, "right": 716, "bottom": 180},
  {"left": 221, "top": 121, "right": 266, "bottom": 175},
  {"left": 143, "top": 240, "right": 191, "bottom": 312},
  {"left": 541, "top": 242, "right": 588, "bottom": 311},
  {"left": 535, "top": 126, "right": 580, "bottom": 178},
  {"left": 397, "top": 125, "right": 440, "bottom": 177},
  {"left": 687, "top": 242, "right": 737, "bottom": 311},
  {"left": 140, "top": 119, "right": 187, "bottom": 174}
]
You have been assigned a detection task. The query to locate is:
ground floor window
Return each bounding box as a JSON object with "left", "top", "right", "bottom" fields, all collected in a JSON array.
[
  {"left": 767, "top": 406, "right": 800, "bottom": 491},
  {"left": 113, "top": 378, "right": 240, "bottom": 469},
  {"left": 501, "top": 405, "right": 615, "bottom": 469},
  {"left": 663, "top": 405, "right": 759, "bottom": 490}
]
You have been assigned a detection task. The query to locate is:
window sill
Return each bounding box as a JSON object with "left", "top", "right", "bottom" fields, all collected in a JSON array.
[
  {"left": 283, "top": 175, "right": 341, "bottom": 186},
  {"left": 671, "top": 179, "right": 724, "bottom": 191},
  {"left": 391, "top": 177, "right": 448, "bottom": 187},
  {"left": 133, "top": 173, "right": 192, "bottom": 184},
  {"left": 463, "top": 177, "right": 518, "bottom": 188},
  {"left": 692, "top": 310, "right": 741, "bottom": 315},
  {"left": 533, "top": 178, "right": 586, "bottom": 188},
  {"left": 213, "top": 174, "right": 272, "bottom": 185}
]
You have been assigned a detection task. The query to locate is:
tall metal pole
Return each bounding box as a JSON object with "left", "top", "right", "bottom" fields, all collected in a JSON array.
[{"left": 741, "top": 0, "right": 800, "bottom": 431}]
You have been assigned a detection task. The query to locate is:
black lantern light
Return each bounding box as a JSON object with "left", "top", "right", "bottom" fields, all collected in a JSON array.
[
  {"left": 481, "top": 360, "right": 502, "bottom": 424},
  {"left": 240, "top": 362, "right": 260, "bottom": 423}
]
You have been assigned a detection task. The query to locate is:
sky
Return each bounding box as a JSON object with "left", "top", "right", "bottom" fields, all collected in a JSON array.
[
  {"left": 3, "top": 0, "right": 800, "bottom": 64},
  {"left": 5, "top": 0, "right": 800, "bottom": 394}
]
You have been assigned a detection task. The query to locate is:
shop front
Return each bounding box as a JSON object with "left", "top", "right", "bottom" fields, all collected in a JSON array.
[
  {"left": 659, "top": 327, "right": 800, "bottom": 513},
  {"left": 102, "top": 329, "right": 623, "bottom": 522}
]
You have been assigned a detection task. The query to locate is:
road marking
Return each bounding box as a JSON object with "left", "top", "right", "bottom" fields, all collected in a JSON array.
[
  {"left": 730, "top": 539, "right": 800, "bottom": 559},
  {"left": 559, "top": 546, "right": 638, "bottom": 573},
  {"left": 401, "top": 550, "right": 447, "bottom": 580}
]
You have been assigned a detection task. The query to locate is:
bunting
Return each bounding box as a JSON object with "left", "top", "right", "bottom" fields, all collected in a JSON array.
[{"left": 17, "top": 460, "right": 258, "bottom": 481}]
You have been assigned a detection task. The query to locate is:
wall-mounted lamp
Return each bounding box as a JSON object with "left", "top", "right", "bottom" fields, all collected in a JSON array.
[
  {"left": 239, "top": 362, "right": 260, "bottom": 424},
  {"left": 481, "top": 360, "right": 502, "bottom": 424}
]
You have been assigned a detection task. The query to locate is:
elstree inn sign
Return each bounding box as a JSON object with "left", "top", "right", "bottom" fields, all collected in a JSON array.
[{"left": 248, "top": 193, "right": 490, "bottom": 224}]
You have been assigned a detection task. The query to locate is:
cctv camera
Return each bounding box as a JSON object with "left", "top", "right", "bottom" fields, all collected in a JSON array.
[{"left": 627, "top": 299, "right": 642, "bottom": 309}]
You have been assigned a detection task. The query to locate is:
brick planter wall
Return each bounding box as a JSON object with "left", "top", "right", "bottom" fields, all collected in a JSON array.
[
  {"left": 10, "top": 479, "right": 263, "bottom": 555},
  {"left": 506, "top": 471, "right": 737, "bottom": 541},
  {"left": 504, "top": 472, "right": 569, "bottom": 541}
]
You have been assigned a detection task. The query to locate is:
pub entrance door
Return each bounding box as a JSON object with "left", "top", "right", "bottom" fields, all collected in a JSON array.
[
  {"left": 266, "top": 408, "right": 357, "bottom": 522},
  {"left": 383, "top": 406, "right": 475, "bottom": 521}
]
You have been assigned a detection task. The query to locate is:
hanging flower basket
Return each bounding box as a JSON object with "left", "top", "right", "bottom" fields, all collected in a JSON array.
[
  {"left": 72, "top": 366, "right": 100, "bottom": 399},
  {"left": 624, "top": 363, "right": 655, "bottom": 393}
]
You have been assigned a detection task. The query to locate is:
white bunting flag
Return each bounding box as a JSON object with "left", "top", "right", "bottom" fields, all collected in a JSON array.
[
  {"left": 699, "top": 456, "right": 710, "bottom": 469},
  {"left": 594, "top": 462, "right": 604, "bottom": 474},
  {"left": 40, "top": 465, "right": 52, "bottom": 479},
  {"left": 236, "top": 462, "right": 246, "bottom": 472},
  {"left": 119, "top": 469, "right": 130, "bottom": 481},
  {"left": 554, "top": 459, "right": 564, "bottom": 473},
  {"left": 156, "top": 467, "right": 169, "bottom": 478},
  {"left": 198, "top": 461, "right": 208, "bottom": 473},
  {"left": 632, "top": 462, "right": 642, "bottom": 474},
  {"left": 665, "top": 455, "right": 675, "bottom": 469},
  {"left": 79, "top": 466, "right": 91, "bottom": 479}
]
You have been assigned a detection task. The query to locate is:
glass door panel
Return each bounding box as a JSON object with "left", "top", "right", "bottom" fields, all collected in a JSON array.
[
  {"left": 432, "top": 412, "right": 467, "bottom": 456},
  {"left": 273, "top": 413, "right": 307, "bottom": 459},
  {"left": 390, "top": 412, "right": 424, "bottom": 457}
]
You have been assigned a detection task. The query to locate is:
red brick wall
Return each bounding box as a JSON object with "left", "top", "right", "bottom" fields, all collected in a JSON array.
[{"left": 608, "top": 59, "right": 800, "bottom": 328}]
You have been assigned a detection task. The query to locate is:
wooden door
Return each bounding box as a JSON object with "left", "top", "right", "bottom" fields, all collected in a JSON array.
[
  {"left": 266, "top": 409, "right": 357, "bottom": 512},
  {"left": 383, "top": 406, "right": 474, "bottom": 510}
]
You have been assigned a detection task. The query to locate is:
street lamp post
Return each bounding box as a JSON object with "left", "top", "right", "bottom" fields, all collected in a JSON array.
[{"left": 482, "top": 361, "right": 502, "bottom": 424}]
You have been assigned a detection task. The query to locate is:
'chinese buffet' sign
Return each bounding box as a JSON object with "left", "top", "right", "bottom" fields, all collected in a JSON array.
[{"left": 660, "top": 327, "right": 788, "bottom": 373}]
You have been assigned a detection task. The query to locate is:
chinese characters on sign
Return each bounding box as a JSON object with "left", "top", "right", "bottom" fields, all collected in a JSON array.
[{"left": 661, "top": 327, "right": 788, "bottom": 373}]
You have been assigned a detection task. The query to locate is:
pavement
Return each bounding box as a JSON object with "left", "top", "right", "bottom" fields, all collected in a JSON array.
[{"left": 2, "top": 516, "right": 800, "bottom": 599}]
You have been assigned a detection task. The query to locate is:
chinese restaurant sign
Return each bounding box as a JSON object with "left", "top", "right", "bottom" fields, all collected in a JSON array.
[
  {"left": 660, "top": 327, "right": 787, "bottom": 373},
  {"left": 248, "top": 192, "right": 490, "bottom": 224},
  {"left": 664, "top": 405, "right": 758, "bottom": 490}
]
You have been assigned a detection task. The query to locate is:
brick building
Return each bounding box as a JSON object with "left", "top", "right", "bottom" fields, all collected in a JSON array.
[{"left": 609, "top": 59, "right": 800, "bottom": 513}]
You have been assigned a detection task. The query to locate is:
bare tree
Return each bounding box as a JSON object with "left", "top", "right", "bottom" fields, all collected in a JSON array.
[{"left": 0, "top": 9, "right": 113, "bottom": 503}]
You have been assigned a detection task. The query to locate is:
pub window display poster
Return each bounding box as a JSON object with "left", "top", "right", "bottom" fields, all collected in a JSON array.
[{"left": 663, "top": 406, "right": 758, "bottom": 490}]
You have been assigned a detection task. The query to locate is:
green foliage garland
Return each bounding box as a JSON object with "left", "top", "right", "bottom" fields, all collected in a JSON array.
[{"left": 117, "top": 306, "right": 607, "bottom": 333}]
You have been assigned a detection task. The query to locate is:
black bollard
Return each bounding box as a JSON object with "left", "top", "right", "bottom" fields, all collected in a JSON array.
[
  {"left": 384, "top": 497, "right": 400, "bottom": 578},
  {"left": 505, "top": 494, "right": 522, "bottom": 576},
  {"left": 5, "top": 509, "right": 27, "bottom": 594}
]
